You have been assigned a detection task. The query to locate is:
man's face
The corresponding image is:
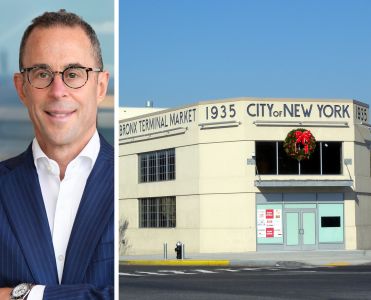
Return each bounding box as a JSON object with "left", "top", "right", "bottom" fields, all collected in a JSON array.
[{"left": 14, "top": 26, "right": 109, "bottom": 151}]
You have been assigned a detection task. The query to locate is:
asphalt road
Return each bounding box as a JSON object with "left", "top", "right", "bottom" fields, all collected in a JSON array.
[{"left": 120, "top": 264, "right": 371, "bottom": 300}]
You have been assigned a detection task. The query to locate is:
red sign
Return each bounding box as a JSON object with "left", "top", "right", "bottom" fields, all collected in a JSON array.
[
  {"left": 266, "top": 209, "right": 274, "bottom": 219},
  {"left": 266, "top": 228, "right": 274, "bottom": 238}
]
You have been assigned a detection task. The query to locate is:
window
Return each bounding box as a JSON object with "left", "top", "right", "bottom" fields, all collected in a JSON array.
[
  {"left": 322, "top": 142, "right": 342, "bottom": 174},
  {"left": 278, "top": 142, "right": 299, "bottom": 174},
  {"left": 139, "top": 197, "right": 176, "bottom": 228},
  {"left": 256, "top": 142, "right": 276, "bottom": 174},
  {"left": 256, "top": 141, "right": 342, "bottom": 175},
  {"left": 321, "top": 216, "right": 341, "bottom": 228},
  {"left": 139, "top": 148, "right": 175, "bottom": 182}
]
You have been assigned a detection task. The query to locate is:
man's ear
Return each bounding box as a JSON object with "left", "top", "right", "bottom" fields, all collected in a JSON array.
[
  {"left": 13, "top": 73, "right": 27, "bottom": 105},
  {"left": 96, "top": 71, "right": 110, "bottom": 106}
]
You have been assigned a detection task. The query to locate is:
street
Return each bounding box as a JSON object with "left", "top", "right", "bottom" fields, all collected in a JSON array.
[{"left": 120, "top": 264, "right": 371, "bottom": 299}]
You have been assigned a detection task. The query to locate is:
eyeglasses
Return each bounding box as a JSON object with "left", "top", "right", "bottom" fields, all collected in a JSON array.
[{"left": 20, "top": 66, "right": 102, "bottom": 89}]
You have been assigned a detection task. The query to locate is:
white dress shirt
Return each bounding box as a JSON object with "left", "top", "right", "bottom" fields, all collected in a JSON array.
[{"left": 27, "top": 131, "right": 100, "bottom": 300}]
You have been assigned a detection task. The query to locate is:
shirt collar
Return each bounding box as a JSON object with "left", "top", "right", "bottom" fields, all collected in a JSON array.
[{"left": 32, "top": 130, "right": 101, "bottom": 172}]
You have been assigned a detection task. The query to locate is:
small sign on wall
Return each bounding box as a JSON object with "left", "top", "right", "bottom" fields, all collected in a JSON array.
[{"left": 257, "top": 208, "right": 282, "bottom": 238}]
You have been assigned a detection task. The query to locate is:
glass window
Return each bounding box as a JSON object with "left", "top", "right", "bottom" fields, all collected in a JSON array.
[
  {"left": 322, "top": 142, "right": 342, "bottom": 174},
  {"left": 256, "top": 142, "right": 277, "bottom": 174},
  {"left": 318, "top": 203, "right": 343, "bottom": 243},
  {"left": 139, "top": 197, "right": 176, "bottom": 228},
  {"left": 278, "top": 142, "right": 299, "bottom": 174},
  {"left": 158, "top": 151, "right": 167, "bottom": 181},
  {"left": 300, "top": 142, "right": 321, "bottom": 174},
  {"left": 148, "top": 153, "right": 157, "bottom": 182},
  {"left": 255, "top": 141, "right": 342, "bottom": 175},
  {"left": 140, "top": 155, "right": 148, "bottom": 182},
  {"left": 139, "top": 148, "right": 176, "bottom": 182},
  {"left": 168, "top": 150, "right": 176, "bottom": 180},
  {"left": 256, "top": 204, "right": 283, "bottom": 244}
]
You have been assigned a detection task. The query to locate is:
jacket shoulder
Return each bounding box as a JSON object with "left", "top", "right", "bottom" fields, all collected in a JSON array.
[
  {"left": 99, "top": 134, "right": 114, "bottom": 161},
  {"left": 0, "top": 151, "right": 29, "bottom": 177}
]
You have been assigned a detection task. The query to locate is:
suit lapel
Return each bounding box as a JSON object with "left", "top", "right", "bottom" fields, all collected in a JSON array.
[
  {"left": 1, "top": 147, "right": 58, "bottom": 284},
  {"left": 62, "top": 137, "right": 114, "bottom": 284}
]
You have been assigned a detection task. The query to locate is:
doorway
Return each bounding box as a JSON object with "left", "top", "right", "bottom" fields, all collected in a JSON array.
[{"left": 285, "top": 209, "right": 317, "bottom": 250}]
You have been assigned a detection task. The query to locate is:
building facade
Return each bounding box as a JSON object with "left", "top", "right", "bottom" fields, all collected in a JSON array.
[{"left": 119, "top": 97, "right": 371, "bottom": 255}]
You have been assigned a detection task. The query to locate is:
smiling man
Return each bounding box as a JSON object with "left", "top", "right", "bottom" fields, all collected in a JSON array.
[{"left": 0, "top": 10, "right": 113, "bottom": 300}]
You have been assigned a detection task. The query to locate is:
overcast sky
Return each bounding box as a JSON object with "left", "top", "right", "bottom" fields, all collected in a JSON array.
[
  {"left": 120, "top": 0, "right": 371, "bottom": 108},
  {"left": 0, "top": 0, "right": 114, "bottom": 76}
]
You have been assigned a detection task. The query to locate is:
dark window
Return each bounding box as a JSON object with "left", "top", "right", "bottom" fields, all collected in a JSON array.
[
  {"left": 300, "top": 143, "right": 321, "bottom": 174},
  {"left": 255, "top": 141, "right": 342, "bottom": 175},
  {"left": 278, "top": 142, "right": 299, "bottom": 174},
  {"left": 256, "top": 142, "right": 276, "bottom": 174},
  {"left": 139, "top": 149, "right": 176, "bottom": 182},
  {"left": 322, "top": 142, "right": 342, "bottom": 174},
  {"left": 139, "top": 197, "right": 176, "bottom": 228},
  {"left": 321, "top": 216, "right": 341, "bottom": 228}
]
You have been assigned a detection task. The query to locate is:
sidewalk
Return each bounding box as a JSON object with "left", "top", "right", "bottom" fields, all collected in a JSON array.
[{"left": 120, "top": 250, "right": 371, "bottom": 267}]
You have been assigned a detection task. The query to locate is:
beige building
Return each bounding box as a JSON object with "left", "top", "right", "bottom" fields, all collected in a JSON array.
[{"left": 119, "top": 97, "right": 371, "bottom": 255}]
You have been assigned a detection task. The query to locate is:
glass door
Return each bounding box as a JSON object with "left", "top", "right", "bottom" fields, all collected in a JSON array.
[
  {"left": 302, "top": 211, "right": 316, "bottom": 250},
  {"left": 285, "top": 209, "right": 317, "bottom": 250}
]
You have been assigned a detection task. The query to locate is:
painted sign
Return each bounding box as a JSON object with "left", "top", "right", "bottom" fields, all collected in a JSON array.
[
  {"left": 257, "top": 208, "right": 282, "bottom": 238},
  {"left": 120, "top": 100, "right": 361, "bottom": 139},
  {"left": 120, "top": 108, "right": 197, "bottom": 138},
  {"left": 204, "top": 102, "right": 351, "bottom": 121}
]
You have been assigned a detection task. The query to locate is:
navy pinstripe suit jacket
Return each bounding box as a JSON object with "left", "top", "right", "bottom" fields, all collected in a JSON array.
[{"left": 0, "top": 136, "right": 114, "bottom": 299}]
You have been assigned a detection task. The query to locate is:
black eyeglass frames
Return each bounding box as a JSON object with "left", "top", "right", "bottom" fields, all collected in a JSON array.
[{"left": 20, "top": 66, "right": 102, "bottom": 89}]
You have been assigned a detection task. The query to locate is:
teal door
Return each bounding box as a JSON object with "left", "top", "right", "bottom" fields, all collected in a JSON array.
[{"left": 285, "top": 209, "right": 316, "bottom": 250}]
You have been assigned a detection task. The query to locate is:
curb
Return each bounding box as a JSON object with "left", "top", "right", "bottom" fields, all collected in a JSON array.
[
  {"left": 120, "top": 259, "right": 230, "bottom": 266},
  {"left": 229, "top": 260, "right": 311, "bottom": 268},
  {"left": 324, "top": 262, "right": 351, "bottom": 267}
]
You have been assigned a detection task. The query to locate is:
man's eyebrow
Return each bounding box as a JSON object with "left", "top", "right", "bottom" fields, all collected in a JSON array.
[
  {"left": 27, "top": 64, "right": 50, "bottom": 69},
  {"left": 64, "top": 63, "right": 85, "bottom": 69},
  {"left": 23, "top": 63, "right": 86, "bottom": 70}
]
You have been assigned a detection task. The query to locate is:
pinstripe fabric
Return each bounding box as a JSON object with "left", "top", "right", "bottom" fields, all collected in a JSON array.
[{"left": 0, "top": 135, "right": 114, "bottom": 299}]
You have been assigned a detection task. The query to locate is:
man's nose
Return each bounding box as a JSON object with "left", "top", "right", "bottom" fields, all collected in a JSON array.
[{"left": 48, "top": 72, "right": 68, "bottom": 97}]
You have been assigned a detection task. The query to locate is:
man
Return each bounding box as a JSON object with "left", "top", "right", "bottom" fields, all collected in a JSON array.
[{"left": 0, "top": 10, "right": 113, "bottom": 300}]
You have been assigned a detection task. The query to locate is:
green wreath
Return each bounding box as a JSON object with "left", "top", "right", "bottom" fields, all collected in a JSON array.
[{"left": 283, "top": 128, "right": 316, "bottom": 161}]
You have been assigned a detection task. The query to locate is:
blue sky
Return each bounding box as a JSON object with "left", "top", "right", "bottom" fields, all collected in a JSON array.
[
  {"left": 120, "top": 0, "right": 371, "bottom": 108},
  {"left": 0, "top": 0, "right": 114, "bottom": 76}
]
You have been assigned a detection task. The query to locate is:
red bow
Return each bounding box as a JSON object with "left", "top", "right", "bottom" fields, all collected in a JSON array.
[{"left": 295, "top": 130, "right": 312, "bottom": 154}]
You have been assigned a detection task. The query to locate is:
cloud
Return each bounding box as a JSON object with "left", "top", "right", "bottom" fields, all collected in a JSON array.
[{"left": 91, "top": 20, "right": 114, "bottom": 35}]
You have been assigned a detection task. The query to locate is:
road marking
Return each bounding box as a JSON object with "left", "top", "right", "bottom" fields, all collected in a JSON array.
[
  {"left": 119, "top": 272, "right": 143, "bottom": 277},
  {"left": 192, "top": 269, "right": 219, "bottom": 274},
  {"left": 120, "top": 266, "right": 324, "bottom": 277},
  {"left": 290, "top": 270, "right": 317, "bottom": 273},
  {"left": 158, "top": 270, "right": 197, "bottom": 275},
  {"left": 135, "top": 271, "right": 169, "bottom": 276}
]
